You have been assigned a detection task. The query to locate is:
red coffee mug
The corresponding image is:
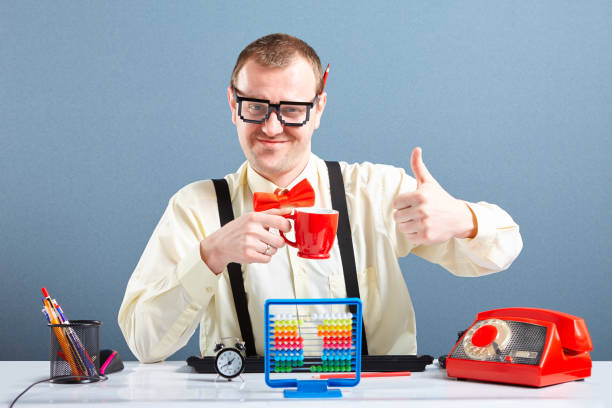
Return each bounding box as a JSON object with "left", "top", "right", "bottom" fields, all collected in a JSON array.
[{"left": 280, "top": 208, "right": 339, "bottom": 259}]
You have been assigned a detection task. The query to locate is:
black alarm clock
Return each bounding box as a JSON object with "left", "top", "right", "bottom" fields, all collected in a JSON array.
[{"left": 214, "top": 338, "right": 246, "bottom": 380}]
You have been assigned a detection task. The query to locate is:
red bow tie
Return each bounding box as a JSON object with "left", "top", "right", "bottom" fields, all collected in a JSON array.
[{"left": 253, "top": 178, "right": 315, "bottom": 212}]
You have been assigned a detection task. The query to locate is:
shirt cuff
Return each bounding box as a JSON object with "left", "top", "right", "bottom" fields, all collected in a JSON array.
[
  {"left": 176, "top": 244, "right": 222, "bottom": 305},
  {"left": 455, "top": 201, "right": 520, "bottom": 273},
  {"left": 459, "top": 202, "right": 496, "bottom": 248}
]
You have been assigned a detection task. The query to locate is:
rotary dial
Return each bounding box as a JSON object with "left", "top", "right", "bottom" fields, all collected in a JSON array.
[{"left": 462, "top": 319, "right": 511, "bottom": 360}]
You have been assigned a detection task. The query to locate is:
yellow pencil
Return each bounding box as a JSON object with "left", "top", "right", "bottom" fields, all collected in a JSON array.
[{"left": 42, "top": 288, "right": 80, "bottom": 376}]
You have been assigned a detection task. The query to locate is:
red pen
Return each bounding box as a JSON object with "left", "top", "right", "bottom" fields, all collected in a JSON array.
[
  {"left": 41, "top": 287, "right": 60, "bottom": 323},
  {"left": 320, "top": 63, "right": 330, "bottom": 94},
  {"left": 313, "top": 371, "right": 411, "bottom": 379}
]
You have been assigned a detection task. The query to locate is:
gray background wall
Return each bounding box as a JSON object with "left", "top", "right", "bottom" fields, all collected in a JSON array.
[{"left": 2, "top": 1, "right": 611, "bottom": 361}]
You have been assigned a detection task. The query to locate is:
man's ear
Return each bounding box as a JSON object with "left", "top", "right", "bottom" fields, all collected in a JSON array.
[
  {"left": 227, "top": 86, "right": 237, "bottom": 125},
  {"left": 313, "top": 91, "right": 327, "bottom": 130}
]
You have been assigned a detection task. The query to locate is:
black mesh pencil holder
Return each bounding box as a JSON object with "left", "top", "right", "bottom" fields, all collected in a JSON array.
[{"left": 48, "top": 320, "right": 102, "bottom": 383}]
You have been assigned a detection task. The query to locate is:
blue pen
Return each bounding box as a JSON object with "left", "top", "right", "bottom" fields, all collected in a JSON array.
[
  {"left": 41, "top": 307, "right": 51, "bottom": 323},
  {"left": 41, "top": 297, "right": 53, "bottom": 322}
]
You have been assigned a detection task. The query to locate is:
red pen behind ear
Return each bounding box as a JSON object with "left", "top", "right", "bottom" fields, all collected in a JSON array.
[{"left": 320, "top": 64, "right": 329, "bottom": 95}]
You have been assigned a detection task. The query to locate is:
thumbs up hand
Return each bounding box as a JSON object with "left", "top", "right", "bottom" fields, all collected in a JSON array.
[{"left": 392, "top": 147, "right": 476, "bottom": 245}]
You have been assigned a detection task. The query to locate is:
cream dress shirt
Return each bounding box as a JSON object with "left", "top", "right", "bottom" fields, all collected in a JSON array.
[{"left": 118, "top": 154, "right": 522, "bottom": 363}]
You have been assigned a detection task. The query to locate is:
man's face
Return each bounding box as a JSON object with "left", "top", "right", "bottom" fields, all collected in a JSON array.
[{"left": 228, "top": 56, "right": 326, "bottom": 185}]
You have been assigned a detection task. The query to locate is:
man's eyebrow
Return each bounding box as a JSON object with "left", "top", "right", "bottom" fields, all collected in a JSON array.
[
  {"left": 234, "top": 87, "right": 269, "bottom": 100},
  {"left": 234, "top": 87, "right": 315, "bottom": 103}
]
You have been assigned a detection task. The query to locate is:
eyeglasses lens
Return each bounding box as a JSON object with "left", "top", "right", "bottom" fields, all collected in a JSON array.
[{"left": 241, "top": 101, "right": 310, "bottom": 125}]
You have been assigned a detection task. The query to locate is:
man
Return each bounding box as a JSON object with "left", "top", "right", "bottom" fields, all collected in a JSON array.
[{"left": 118, "top": 33, "right": 522, "bottom": 363}]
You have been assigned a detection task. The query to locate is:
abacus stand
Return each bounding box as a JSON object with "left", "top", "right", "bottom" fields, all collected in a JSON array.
[
  {"left": 284, "top": 380, "right": 342, "bottom": 398},
  {"left": 264, "top": 298, "right": 363, "bottom": 399}
]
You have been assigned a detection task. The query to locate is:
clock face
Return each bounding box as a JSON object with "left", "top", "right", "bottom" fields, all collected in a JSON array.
[{"left": 215, "top": 348, "right": 244, "bottom": 378}]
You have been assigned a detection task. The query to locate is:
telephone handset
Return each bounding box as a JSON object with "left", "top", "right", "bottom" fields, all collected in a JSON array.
[{"left": 446, "top": 307, "right": 593, "bottom": 387}]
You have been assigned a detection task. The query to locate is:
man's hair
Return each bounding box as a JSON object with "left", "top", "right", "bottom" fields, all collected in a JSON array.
[{"left": 230, "top": 33, "right": 324, "bottom": 94}]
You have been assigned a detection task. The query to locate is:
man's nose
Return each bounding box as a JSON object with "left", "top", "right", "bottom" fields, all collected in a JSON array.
[{"left": 261, "top": 110, "right": 283, "bottom": 136}]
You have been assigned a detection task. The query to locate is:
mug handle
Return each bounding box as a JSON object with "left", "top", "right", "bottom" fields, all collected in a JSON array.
[{"left": 279, "top": 212, "right": 297, "bottom": 248}]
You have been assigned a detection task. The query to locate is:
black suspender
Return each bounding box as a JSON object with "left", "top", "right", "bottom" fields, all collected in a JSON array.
[
  {"left": 325, "top": 161, "right": 369, "bottom": 356},
  {"left": 212, "top": 179, "right": 257, "bottom": 357},
  {"left": 211, "top": 161, "right": 369, "bottom": 357}
]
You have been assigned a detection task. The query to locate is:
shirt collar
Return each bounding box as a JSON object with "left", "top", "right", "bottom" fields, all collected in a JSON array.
[{"left": 246, "top": 154, "right": 319, "bottom": 195}]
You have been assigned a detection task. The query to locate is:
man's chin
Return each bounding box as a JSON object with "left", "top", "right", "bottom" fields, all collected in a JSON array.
[
  {"left": 251, "top": 149, "right": 287, "bottom": 166},
  {"left": 247, "top": 149, "right": 309, "bottom": 182},
  {"left": 252, "top": 160, "right": 288, "bottom": 179}
]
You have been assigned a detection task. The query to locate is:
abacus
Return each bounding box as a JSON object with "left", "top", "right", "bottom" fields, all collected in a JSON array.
[{"left": 264, "top": 298, "right": 363, "bottom": 398}]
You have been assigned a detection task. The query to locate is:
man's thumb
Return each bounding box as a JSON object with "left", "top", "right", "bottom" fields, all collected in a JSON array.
[{"left": 410, "top": 147, "right": 434, "bottom": 187}]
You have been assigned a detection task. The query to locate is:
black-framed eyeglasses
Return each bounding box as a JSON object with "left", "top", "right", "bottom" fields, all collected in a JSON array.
[{"left": 233, "top": 87, "right": 319, "bottom": 127}]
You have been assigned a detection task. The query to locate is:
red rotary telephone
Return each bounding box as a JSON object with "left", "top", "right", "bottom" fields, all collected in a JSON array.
[{"left": 446, "top": 307, "right": 593, "bottom": 387}]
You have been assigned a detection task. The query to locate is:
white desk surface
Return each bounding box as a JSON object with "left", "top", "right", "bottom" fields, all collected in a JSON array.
[{"left": 1, "top": 361, "right": 610, "bottom": 407}]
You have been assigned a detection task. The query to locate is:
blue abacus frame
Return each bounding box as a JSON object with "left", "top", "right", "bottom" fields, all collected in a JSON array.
[{"left": 264, "top": 298, "right": 363, "bottom": 398}]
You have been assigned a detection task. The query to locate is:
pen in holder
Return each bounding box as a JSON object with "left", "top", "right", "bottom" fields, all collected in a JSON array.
[{"left": 48, "top": 320, "right": 101, "bottom": 383}]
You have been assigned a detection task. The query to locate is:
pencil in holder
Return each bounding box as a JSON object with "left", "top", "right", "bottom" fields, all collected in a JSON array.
[{"left": 48, "top": 320, "right": 101, "bottom": 383}]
